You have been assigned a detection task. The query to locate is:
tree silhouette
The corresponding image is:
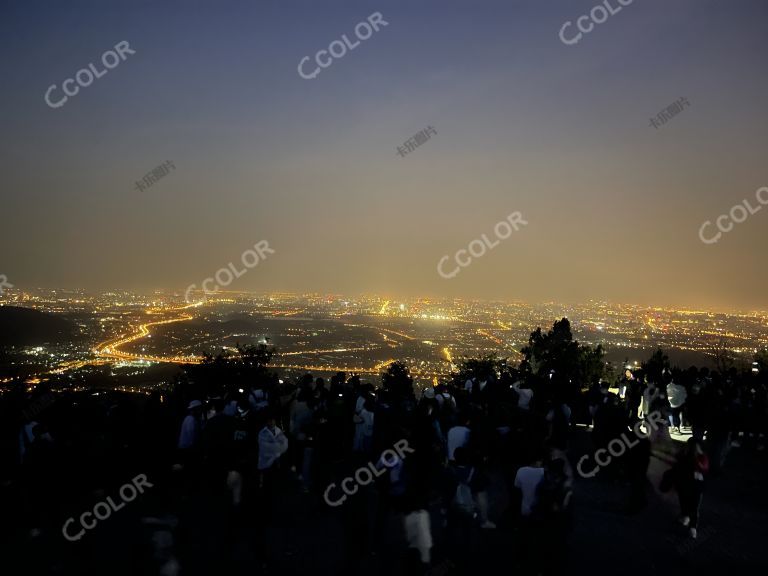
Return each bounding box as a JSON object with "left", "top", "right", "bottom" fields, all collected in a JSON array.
[
  {"left": 381, "top": 361, "right": 414, "bottom": 400},
  {"left": 579, "top": 343, "right": 607, "bottom": 387},
  {"left": 456, "top": 354, "right": 506, "bottom": 383},
  {"left": 192, "top": 340, "right": 277, "bottom": 395},
  {"left": 641, "top": 348, "right": 670, "bottom": 383},
  {"left": 519, "top": 318, "right": 605, "bottom": 397}
]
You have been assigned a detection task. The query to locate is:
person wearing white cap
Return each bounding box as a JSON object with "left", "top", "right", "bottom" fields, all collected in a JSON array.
[{"left": 178, "top": 400, "right": 203, "bottom": 450}]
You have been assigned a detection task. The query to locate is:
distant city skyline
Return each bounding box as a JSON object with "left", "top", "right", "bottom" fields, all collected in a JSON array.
[
  {"left": 2, "top": 289, "right": 765, "bottom": 388},
  {"left": 4, "top": 285, "right": 768, "bottom": 317}
]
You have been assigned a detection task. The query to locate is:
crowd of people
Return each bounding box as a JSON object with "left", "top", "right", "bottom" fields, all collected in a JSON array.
[{"left": 1, "top": 354, "right": 766, "bottom": 575}]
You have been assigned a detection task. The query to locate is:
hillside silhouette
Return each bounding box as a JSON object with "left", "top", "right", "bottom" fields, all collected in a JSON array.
[{"left": 0, "top": 306, "right": 80, "bottom": 346}]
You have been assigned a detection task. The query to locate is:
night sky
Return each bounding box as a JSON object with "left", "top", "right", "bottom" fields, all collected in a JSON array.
[{"left": 1, "top": 0, "right": 767, "bottom": 310}]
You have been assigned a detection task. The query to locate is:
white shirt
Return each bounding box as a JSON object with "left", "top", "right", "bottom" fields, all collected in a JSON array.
[
  {"left": 666, "top": 382, "right": 687, "bottom": 408},
  {"left": 513, "top": 383, "right": 534, "bottom": 410},
  {"left": 258, "top": 425, "right": 289, "bottom": 470},
  {"left": 447, "top": 425, "right": 471, "bottom": 460},
  {"left": 355, "top": 408, "right": 374, "bottom": 437},
  {"left": 404, "top": 510, "right": 432, "bottom": 564},
  {"left": 249, "top": 389, "right": 269, "bottom": 410},
  {"left": 178, "top": 414, "right": 199, "bottom": 449},
  {"left": 435, "top": 392, "right": 455, "bottom": 409},
  {"left": 514, "top": 466, "right": 544, "bottom": 516}
]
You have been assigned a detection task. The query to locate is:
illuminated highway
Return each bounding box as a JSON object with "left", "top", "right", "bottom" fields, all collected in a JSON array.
[
  {"left": 477, "top": 328, "right": 504, "bottom": 346},
  {"left": 91, "top": 304, "right": 405, "bottom": 375},
  {"left": 94, "top": 303, "right": 204, "bottom": 364}
]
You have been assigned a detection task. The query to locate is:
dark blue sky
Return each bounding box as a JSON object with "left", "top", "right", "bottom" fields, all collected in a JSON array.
[{"left": 1, "top": 0, "right": 767, "bottom": 310}]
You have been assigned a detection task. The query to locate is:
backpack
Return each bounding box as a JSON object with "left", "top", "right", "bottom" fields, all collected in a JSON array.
[{"left": 439, "top": 393, "right": 457, "bottom": 427}]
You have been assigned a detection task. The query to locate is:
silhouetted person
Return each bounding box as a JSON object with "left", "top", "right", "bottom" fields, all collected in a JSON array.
[{"left": 674, "top": 438, "right": 709, "bottom": 538}]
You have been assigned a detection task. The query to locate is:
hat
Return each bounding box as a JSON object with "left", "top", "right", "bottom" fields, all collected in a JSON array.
[
  {"left": 423, "top": 387, "right": 435, "bottom": 399},
  {"left": 187, "top": 400, "right": 203, "bottom": 410}
]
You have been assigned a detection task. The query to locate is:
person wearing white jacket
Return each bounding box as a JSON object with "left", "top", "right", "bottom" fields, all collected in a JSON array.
[{"left": 258, "top": 417, "right": 289, "bottom": 471}]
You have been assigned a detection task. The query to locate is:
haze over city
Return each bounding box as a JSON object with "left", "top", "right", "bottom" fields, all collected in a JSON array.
[{"left": 2, "top": 0, "right": 768, "bottom": 310}]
